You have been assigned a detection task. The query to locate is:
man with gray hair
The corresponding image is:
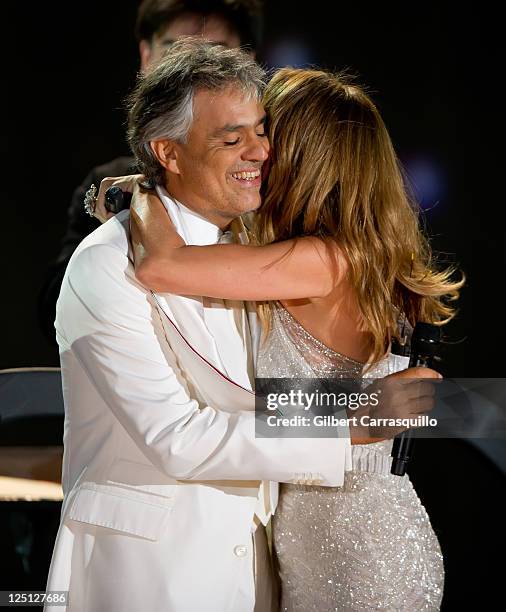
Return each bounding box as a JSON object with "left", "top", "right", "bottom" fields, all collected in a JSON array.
[
  {"left": 38, "top": 0, "right": 264, "bottom": 345},
  {"left": 45, "top": 40, "right": 351, "bottom": 612}
]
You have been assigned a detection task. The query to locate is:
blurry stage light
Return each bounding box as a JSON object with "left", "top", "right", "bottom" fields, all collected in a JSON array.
[
  {"left": 264, "top": 39, "right": 313, "bottom": 68},
  {"left": 403, "top": 156, "right": 447, "bottom": 213}
]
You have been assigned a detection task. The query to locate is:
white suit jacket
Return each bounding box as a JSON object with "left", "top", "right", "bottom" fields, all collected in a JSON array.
[{"left": 45, "top": 192, "right": 352, "bottom": 612}]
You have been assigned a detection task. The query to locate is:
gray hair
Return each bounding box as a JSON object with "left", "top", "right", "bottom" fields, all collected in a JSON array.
[{"left": 127, "top": 38, "right": 266, "bottom": 185}]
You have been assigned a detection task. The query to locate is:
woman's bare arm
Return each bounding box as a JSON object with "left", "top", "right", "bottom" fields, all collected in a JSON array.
[{"left": 129, "top": 186, "right": 347, "bottom": 301}]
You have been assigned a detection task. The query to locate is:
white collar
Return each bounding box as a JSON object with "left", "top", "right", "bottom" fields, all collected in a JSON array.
[{"left": 156, "top": 185, "right": 225, "bottom": 246}]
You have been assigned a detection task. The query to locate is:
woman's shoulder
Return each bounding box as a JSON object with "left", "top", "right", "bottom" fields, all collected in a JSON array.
[{"left": 295, "top": 236, "right": 350, "bottom": 286}]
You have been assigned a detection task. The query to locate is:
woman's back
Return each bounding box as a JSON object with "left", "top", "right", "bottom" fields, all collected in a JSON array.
[{"left": 279, "top": 278, "right": 374, "bottom": 366}]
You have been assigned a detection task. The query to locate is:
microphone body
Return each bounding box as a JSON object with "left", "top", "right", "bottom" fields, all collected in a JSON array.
[
  {"left": 105, "top": 186, "right": 132, "bottom": 214},
  {"left": 390, "top": 322, "right": 441, "bottom": 476}
]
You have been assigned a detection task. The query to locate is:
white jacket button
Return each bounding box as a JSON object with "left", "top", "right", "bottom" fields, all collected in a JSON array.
[{"left": 233, "top": 545, "right": 248, "bottom": 557}]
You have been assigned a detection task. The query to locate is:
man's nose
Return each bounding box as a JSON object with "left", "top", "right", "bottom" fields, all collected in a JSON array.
[{"left": 242, "top": 133, "right": 270, "bottom": 162}]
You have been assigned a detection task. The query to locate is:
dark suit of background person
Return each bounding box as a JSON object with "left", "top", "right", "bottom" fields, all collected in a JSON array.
[
  {"left": 38, "top": 156, "right": 136, "bottom": 341},
  {"left": 37, "top": 0, "right": 263, "bottom": 344}
]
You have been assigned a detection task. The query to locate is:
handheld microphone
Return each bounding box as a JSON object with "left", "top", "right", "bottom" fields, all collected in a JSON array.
[
  {"left": 104, "top": 186, "right": 132, "bottom": 214},
  {"left": 390, "top": 322, "right": 441, "bottom": 476}
]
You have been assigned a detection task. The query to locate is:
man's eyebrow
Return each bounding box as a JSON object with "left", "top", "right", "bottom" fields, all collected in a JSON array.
[{"left": 211, "top": 115, "right": 267, "bottom": 138}]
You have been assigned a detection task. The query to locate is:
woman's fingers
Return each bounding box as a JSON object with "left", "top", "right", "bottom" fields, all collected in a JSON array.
[
  {"left": 370, "top": 376, "right": 439, "bottom": 421},
  {"left": 93, "top": 174, "right": 144, "bottom": 223},
  {"left": 388, "top": 367, "right": 442, "bottom": 380}
]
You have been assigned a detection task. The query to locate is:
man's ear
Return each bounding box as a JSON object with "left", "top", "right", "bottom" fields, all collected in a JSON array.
[
  {"left": 139, "top": 40, "right": 152, "bottom": 73},
  {"left": 150, "top": 140, "right": 180, "bottom": 175}
]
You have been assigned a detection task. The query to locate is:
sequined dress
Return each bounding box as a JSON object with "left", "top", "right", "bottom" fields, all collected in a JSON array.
[{"left": 257, "top": 303, "right": 444, "bottom": 611}]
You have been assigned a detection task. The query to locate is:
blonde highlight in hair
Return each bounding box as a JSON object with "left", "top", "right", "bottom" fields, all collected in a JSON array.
[{"left": 256, "top": 68, "right": 463, "bottom": 367}]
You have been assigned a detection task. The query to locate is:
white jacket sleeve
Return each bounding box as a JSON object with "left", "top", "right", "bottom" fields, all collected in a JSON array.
[{"left": 57, "top": 243, "right": 351, "bottom": 484}]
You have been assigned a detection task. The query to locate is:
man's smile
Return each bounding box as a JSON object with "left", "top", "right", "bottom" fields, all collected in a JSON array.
[{"left": 229, "top": 168, "right": 262, "bottom": 187}]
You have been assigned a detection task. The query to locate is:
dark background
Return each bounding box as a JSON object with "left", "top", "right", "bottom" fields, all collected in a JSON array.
[
  {"left": 3, "top": 1, "right": 504, "bottom": 609},
  {"left": 4, "top": 1, "right": 505, "bottom": 375}
]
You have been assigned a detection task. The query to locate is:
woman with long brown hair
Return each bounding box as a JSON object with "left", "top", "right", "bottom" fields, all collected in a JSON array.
[{"left": 99, "top": 68, "right": 461, "bottom": 610}]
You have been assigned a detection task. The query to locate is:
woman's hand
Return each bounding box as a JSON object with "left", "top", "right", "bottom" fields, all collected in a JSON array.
[
  {"left": 93, "top": 175, "right": 144, "bottom": 223},
  {"left": 349, "top": 366, "right": 442, "bottom": 444},
  {"left": 89, "top": 173, "right": 183, "bottom": 284}
]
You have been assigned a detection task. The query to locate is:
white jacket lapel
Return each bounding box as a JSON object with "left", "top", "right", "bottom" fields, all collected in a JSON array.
[
  {"left": 154, "top": 188, "right": 254, "bottom": 389},
  {"left": 202, "top": 295, "right": 252, "bottom": 390}
]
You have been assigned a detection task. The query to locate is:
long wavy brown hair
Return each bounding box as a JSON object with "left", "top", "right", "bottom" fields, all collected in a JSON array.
[{"left": 255, "top": 68, "right": 463, "bottom": 366}]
